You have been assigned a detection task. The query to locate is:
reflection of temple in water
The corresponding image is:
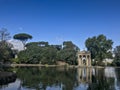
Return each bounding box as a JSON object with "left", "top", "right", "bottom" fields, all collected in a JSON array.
[
  {"left": 77, "top": 68, "right": 92, "bottom": 84},
  {"left": 76, "top": 67, "right": 120, "bottom": 90}
]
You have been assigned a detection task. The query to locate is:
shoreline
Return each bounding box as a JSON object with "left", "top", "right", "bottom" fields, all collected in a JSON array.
[
  {"left": 0, "top": 64, "right": 111, "bottom": 68},
  {"left": 1, "top": 64, "right": 120, "bottom": 68}
]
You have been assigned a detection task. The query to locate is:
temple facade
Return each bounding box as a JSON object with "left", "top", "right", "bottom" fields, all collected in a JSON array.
[{"left": 77, "top": 50, "right": 91, "bottom": 66}]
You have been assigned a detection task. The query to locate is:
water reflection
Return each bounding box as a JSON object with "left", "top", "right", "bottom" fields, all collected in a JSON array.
[
  {"left": 0, "top": 71, "right": 17, "bottom": 89},
  {"left": 77, "top": 68, "right": 92, "bottom": 83},
  {"left": 87, "top": 67, "right": 116, "bottom": 90},
  {"left": 115, "top": 68, "right": 120, "bottom": 90},
  {"left": 0, "top": 67, "right": 120, "bottom": 90},
  {"left": 16, "top": 67, "right": 77, "bottom": 90}
]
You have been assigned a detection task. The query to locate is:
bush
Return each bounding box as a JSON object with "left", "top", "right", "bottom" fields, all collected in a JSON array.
[
  {"left": 96, "top": 61, "right": 105, "bottom": 66},
  {"left": 11, "top": 58, "right": 20, "bottom": 64}
]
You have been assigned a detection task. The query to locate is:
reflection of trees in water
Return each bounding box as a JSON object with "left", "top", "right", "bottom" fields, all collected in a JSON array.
[
  {"left": 1, "top": 67, "right": 119, "bottom": 90},
  {"left": 115, "top": 68, "right": 120, "bottom": 90},
  {"left": 16, "top": 67, "right": 77, "bottom": 90},
  {"left": 75, "top": 67, "right": 116, "bottom": 90},
  {"left": 0, "top": 71, "right": 17, "bottom": 89},
  {"left": 87, "top": 68, "right": 115, "bottom": 90}
]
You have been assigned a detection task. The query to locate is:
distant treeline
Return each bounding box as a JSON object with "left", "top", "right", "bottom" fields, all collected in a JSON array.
[
  {"left": 0, "top": 28, "right": 120, "bottom": 66},
  {"left": 17, "top": 41, "right": 79, "bottom": 65}
]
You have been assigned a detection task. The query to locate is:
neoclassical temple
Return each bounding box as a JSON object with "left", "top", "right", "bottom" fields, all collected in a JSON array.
[{"left": 77, "top": 50, "right": 91, "bottom": 66}]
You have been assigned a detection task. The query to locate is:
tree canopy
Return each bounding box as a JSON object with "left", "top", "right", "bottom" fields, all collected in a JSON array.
[
  {"left": 57, "top": 41, "right": 79, "bottom": 65},
  {"left": 0, "top": 40, "right": 14, "bottom": 63},
  {"left": 13, "top": 33, "right": 32, "bottom": 49},
  {"left": 17, "top": 41, "right": 79, "bottom": 65},
  {"left": 0, "top": 29, "right": 13, "bottom": 63},
  {"left": 113, "top": 46, "right": 120, "bottom": 66},
  {"left": 13, "top": 33, "right": 32, "bottom": 44},
  {"left": 0, "top": 28, "right": 117, "bottom": 66},
  {"left": 85, "top": 34, "right": 113, "bottom": 65}
]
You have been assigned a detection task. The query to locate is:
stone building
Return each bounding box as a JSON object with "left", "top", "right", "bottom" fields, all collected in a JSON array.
[{"left": 77, "top": 50, "right": 91, "bottom": 66}]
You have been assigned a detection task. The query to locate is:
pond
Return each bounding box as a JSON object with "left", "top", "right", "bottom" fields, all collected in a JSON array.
[{"left": 0, "top": 67, "right": 120, "bottom": 90}]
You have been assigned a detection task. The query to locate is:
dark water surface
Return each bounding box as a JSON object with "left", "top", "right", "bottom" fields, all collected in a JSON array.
[{"left": 0, "top": 67, "right": 120, "bottom": 90}]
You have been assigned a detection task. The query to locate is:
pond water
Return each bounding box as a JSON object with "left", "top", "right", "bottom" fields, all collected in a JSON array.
[{"left": 0, "top": 67, "right": 120, "bottom": 90}]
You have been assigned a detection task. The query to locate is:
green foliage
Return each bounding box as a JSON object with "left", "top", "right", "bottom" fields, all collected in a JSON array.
[
  {"left": 18, "top": 44, "right": 58, "bottom": 64},
  {"left": 85, "top": 34, "right": 113, "bottom": 64},
  {"left": 113, "top": 46, "right": 120, "bottom": 66},
  {"left": 0, "top": 28, "right": 13, "bottom": 63},
  {"left": 63, "top": 41, "right": 79, "bottom": 51},
  {"left": 11, "top": 58, "right": 19, "bottom": 64},
  {"left": 13, "top": 33, "right": 32, "bottom": 41},
  {"left": 96, "top": 61, "right": 105, "bottom": 66},
  {"left": 5, "top": 67, "right": 117, "bottom": 90},
  {"left": 88, "top": 68, "right": 115, "bottom": 90},
  {"left": 17, "top": 41, "right": 79, "bottom": 65},
  {"left": 57, "top": 41, "right": 79, "bottom": 65},
  {"left": 57, "top": 49, "right": 77, "bottom": 65},
  {"left": 51, "top": 45, "right": 62, "bottom": 50},
  {"left": 0, "top": 41, "right": 14, "bottom": 63},
  {"left": 16, "top": 67, "right": 77, "bottom": 90},
  {"left": 26, "top": 41, "right": 49, "bottom": 47}
]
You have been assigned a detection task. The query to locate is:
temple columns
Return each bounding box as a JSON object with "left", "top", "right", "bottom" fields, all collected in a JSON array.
[{"left": 77, "top": 51, "right": 91, "bottom": 66}]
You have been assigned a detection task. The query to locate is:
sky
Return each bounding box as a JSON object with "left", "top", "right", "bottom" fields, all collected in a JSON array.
[{"left": 0, "top": 0, "right": 120, "bottom": 50}]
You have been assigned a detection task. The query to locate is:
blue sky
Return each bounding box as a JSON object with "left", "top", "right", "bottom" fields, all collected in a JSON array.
[{"left": 0, "top": 0, "right": 120, "bottom": 50}]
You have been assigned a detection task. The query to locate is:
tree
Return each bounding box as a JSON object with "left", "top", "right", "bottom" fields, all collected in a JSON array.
[
  {"left": 57, "top": 41, "right": 79, "bottom": 65},
  {"left": 85, "top": 34, "right": 113, "bottom": 65},
  {"left": 26, "top": 41, "right": 49, "bottom": 47},
  {"left": 63, "top": 41, "right": 79, "bottom": 51},
  {"left": 0, "top": 41, "right": 14, "bottom": 63},
  {"left": 16, "top": 66, "right": 76, "bottom": 90},
  {"left": 113, "top": 46, "right": 120, "bottom": 66},
  {"left": 0, "top": 28, "right": 11, "bottom": 41},
  {"left": 17, "top": 41, "right": 79, "bottom": 65},
  {"left": 13, "top": 33, "right": 32, "bottom": 49},
  {"left": 0, "top": 28, "right": 13, "bottom": 63},
  {"left": 18, "top": 43, "right": 58, "bottom": 64}
]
